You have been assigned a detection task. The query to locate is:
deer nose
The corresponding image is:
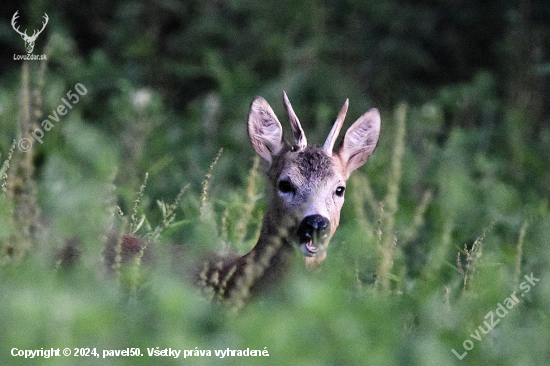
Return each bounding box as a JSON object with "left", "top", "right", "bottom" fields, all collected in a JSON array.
[{"left": 298, "top": 215, "right": 330, "bottom": 242}]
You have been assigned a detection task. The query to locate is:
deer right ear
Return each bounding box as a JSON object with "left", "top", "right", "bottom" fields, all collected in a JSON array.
[
  {"left": 336, "top": 108, "right": 381, "bottom": 177},
  {"left": 248, "top": 97, "right": 285, "bottom": 164}
]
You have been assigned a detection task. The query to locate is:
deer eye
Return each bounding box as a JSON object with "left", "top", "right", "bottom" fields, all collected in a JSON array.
[
  {"left": 335, "top": 186, "right": 346, "bottom": 197},
  {"left": 278, "top": 180, "right": 295, "bottom": 195}
]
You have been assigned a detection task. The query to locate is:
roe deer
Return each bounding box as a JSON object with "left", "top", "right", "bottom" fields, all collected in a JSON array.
[{"left": 197, "top": 92, "right": 381, "bottom": 307}]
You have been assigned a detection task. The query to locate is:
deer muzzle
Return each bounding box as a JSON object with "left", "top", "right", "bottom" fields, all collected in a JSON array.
[{"left": 297, "top": 214, "right": 330, "bottom": 257}]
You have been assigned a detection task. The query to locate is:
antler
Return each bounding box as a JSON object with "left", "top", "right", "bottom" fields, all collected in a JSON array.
[
  {"left": 323, "top": 99, "right": 349, "bottom": 155},
  {"left": 30, "top": 13, "right": 49, "bottom": 40},
  {"left": 11, "top": 10, "right": 27, "bottom": 37},
  {"left": 11, "top": 11, "right": 48, "bottom": 40},
  {"left": 283, "top": 91, "right": 307, "bottom": 150}
]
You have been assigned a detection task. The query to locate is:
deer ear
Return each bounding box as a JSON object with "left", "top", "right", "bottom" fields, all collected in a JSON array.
[
  {"left": 248, "top": 97, "right": 285, "bottom": 164},
  {"left": 336, "top": 108, "right": 381, "bottom": 177}
]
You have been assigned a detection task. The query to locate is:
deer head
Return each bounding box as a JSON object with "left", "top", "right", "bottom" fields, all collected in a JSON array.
[
  {"left": 248, "top": 92, "right": 381, "bottom": 267},
  {"left": 11, "top": 11, "right": 49, "bottom": 54},
  {"left": 197, "top": 92, "right": 380, "bottom": 305}
]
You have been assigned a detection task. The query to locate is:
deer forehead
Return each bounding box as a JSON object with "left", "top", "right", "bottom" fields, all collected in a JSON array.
[{"left": 270, "top": 146, "right": 345, "bottom": 188}]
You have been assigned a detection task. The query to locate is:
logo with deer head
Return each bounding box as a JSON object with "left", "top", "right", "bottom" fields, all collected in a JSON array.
[{"left": 11, "top": 10, "right": 49, "bottom": 54}]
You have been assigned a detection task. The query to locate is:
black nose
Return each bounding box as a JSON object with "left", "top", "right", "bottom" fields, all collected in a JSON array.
[{"left": 297, "top": 215, "right": 330, "bottom": 241}]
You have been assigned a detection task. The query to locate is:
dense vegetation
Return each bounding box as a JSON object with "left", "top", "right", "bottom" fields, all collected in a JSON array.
[{"left": 1, "top": 0, "right": 549, "bottom": 365}]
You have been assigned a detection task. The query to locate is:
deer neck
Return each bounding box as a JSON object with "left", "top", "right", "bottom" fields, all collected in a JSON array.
[{"left": 197, "top": 204, "right": 296, "bottom": 306}]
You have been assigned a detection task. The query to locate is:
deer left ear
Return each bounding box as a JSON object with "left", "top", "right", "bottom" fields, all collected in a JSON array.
[{"left": 336, "top": 108, "right": 381, "bottom": 177}]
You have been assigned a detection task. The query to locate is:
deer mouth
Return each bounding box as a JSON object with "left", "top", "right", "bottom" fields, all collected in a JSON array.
[
  {"left": 298, "top": 231, "right": 328, "bottom": 257},
  {"left": 299, "top": 240, "right": 318, "bottom": 257},
  {"left": 304, "top": 240, "right": 319, "bottom": 254}
]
